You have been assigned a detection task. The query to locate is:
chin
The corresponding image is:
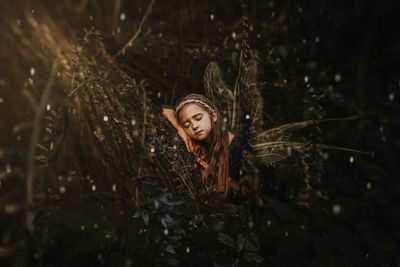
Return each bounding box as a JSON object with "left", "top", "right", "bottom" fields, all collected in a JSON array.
[{"left": 194, "top": 133, "right": 208, "bottom": 141}]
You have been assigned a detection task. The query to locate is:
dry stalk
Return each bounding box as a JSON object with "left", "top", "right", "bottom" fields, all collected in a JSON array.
[
  {"left": 25, "top": 62, "right": 57, "bottom": 233},
  {"left": 114, "top": 0, "right": 156, "bottom": 58}
]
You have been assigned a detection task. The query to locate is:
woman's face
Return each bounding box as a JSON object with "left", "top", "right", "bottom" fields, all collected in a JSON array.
[{"left": 177, "top": 103, "right": 217, "bottom": 141}]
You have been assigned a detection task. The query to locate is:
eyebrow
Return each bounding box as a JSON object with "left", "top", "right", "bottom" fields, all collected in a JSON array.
[{"left": 182, "top": 113, "right": 202, "bottom": 124}]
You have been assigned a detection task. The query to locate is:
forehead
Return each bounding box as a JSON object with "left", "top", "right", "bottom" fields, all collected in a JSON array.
[{"left": 178, "top": 103, "right": 207, "bottom": 121}]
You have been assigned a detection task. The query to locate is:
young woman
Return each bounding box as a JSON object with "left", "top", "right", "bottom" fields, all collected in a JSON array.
[{"left": 162, "top": 94, "right": 264, "bottom": 206}]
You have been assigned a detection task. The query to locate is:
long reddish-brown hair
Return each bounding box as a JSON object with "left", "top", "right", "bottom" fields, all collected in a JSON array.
[{"left": 176, "top": 94, "right": 230, "bottom": 196}]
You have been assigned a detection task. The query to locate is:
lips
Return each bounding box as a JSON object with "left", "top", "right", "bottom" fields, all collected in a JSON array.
[{"left": 195, "top": 130, "right": 203, "bottom": 136}]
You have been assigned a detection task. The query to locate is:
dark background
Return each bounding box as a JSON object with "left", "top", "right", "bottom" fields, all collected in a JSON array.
[{"left": 0, "top": 0, "right": 399, "bottom": 266}]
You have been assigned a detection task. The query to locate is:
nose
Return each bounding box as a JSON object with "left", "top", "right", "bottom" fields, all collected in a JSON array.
[{"left": 191, "top": 122, "right": 199, "bottom": 130}]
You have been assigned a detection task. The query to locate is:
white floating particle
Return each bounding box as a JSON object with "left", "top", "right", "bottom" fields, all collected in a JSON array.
[
  {"left": 334, "top": 73, "right": 342, "bottom": 82},
  {"left": 172, "top": 145, "right": 177, "bottom": 150},
  {"left": 80, "top": 225, "right": 85, "bottom": 231},
  {"left": 94, "top": 223, "right": 98, "bottom": 229},
  {"left": 268, "top": 1, "right": 275, "bottom": 8},
  {"left": 315, "top": 36, "right": 320, "bottom": 42},
  {"left": 302, "top": 38, "right": 307, "bottom": 44},
  {"left": 157, "top": 92, "right": 161, "bottom": 98},
  {"left": 267, "top": 220, "right": 271, "bottom": 226},
  {"left": 210, "top": 14, "right": 214, "bottom": 20},
  {"left": 323, "top": 152, "right": 329, "bottom": 160},
  {"left": 125, "top": 259, "right": 132, "bottom": 267},
  {"left": 92, "top": 184, "right": 96, "bottom": 191},
  {"left": 285, "top": 231, "right": 288, "bottom": 237},
  {"left": 112, "top": 184, "right": 117, "bottom": 192},
  {"left": 232, "top": 32, "right": 237, "bottom": 39},
  {"left": 379, "top": 126, "right": 384, "bottom": 133},
  {"left": 332, "top": 204, "right": 342, "bottom": 215},
  {"left": 304, "top": 76, "right": 309, "bottom": 83},
  {"left": 89, "top": 15, "right": 93, "bottom": 21},
  {"left": 389, "top": 93, "right": 395, "bottom": 101},
  {"left": 131, "top": 119, "right": 136, "bottom": 126},
  {"left": 164, "top": 228, "right": 169, "bottom": 235},
  {"left": 381, "top": 136, "right": 387, "bottom": 142},
  {"left": 116, "top": 27, "right": 121, "bottom": 34},
  {"left": 120, "top": 13, "right": 126, "bottom": 21},
  {"left": 245, "top": 114, "right": 250, "bottom": 120},
  {"left": 366, "top": 182, "right": 372, "bottom": 190},
  {"left": 46, "top": 104, "right": 51, "bottom": 111},
  {"left": 298, "top": 7, "right": 303, "bottom": 13},
  {"left": 59, "top": 186, "right": 66, "bottom": 194},
  {"left": 150, "top": 147, "right": 155, "bottom": 153},
  {"left": 186, "top": 246, "right": 190, "bottom": 253},
  {"left": 97, "top": 254, "right": 102, "bottom": 261},
  {"left": 16, "top": 19, "right": 21, "bottom": 25},
  {"left": 30, "top": 68, "right": 35, "bottom": 76},
  {"left": 0, "top": 97, "right": 3, "bottom": 104},
  {"left": 5, "top": 163, "right": 11, "bottom": 174},
  {"left": 257, "top": 33, "right": 261, "bottom": 39},
  {"left": 223, "top": 117, "right": 228, "bottom": 122},
  {"left": 57, "top": 72, "right": 61, "bottom": 77},
  {"left": 103, "top": 116, "right": 109, "bottom": 122},
  {"left": 349, "top": 156, "right": 354, "bottom": 163}
]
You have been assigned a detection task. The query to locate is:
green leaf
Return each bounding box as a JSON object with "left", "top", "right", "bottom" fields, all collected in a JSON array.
[
  {"left": 243, "top": 252, "right": 265, "bottom": 263},
  {"left": 218, "top": 233, "right": 235, "bottom": 248},
  {"left": 161, "top": 243, "right": 176, "bottom": 254}
]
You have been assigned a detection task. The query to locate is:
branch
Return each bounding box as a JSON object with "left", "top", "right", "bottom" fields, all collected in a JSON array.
[{"left": 114, "top": 0, "right": 156, "bottom": 58}]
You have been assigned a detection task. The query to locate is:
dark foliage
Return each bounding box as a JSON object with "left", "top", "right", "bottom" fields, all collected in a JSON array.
[{"left": 0, "top": 0, "right": 399, "bottom": 266}]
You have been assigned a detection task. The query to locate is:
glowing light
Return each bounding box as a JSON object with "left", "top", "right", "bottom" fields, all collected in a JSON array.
[
  {"left": 120, "top": 13, "right": 126, "bottom": 21},
  {"left": 112, "top": 184, "right": 117, "bottom": 192},
  {"left": 164, "top": 228, "right": 169, "bottom": 235},
  {"left": 389, "top": 93, "right": 395, "bottom": 101},
  {"left": 59, "top": 186, "right": 66, "bottom": 194},
  {"left": 46, "top": 104, "right": 51, "bottom": 111},
  {"left": 349, "top": 156, "right": 354, "bottom": 163},
  {"left": 304, "top": 76, "right": 309, "bottom": 83},
  {"left": 92, "top": 184, "right": 96, "bottom": 191},
  {"left": 103, "top": 116, "right": 109, "bottom": 122},
  {"left": 5, "top": 163, "right": 11, "bottom": 174},
  {"left": 334, "top": 73, "right": 342, "bottom": 82},
  {"left": 30, "top": 67, "right": 35, "bottom": 76},
  {"left": 186, "top": 246, "right": 190, "bottom": 253},
  {"left": 231, "top": 32, "right": 237, "bottom": 39},
  {"left": 332, "top": 204, "right": 342, "bottom": 215},
  {"left": 366, "top": 182, "right": 372, "bottom": 190},
  {"left": 210, "top": 14, "right": 214, "bottom": 20},
  {"left": 131, "top": 119, "right": 136, "bottom": 126}
]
